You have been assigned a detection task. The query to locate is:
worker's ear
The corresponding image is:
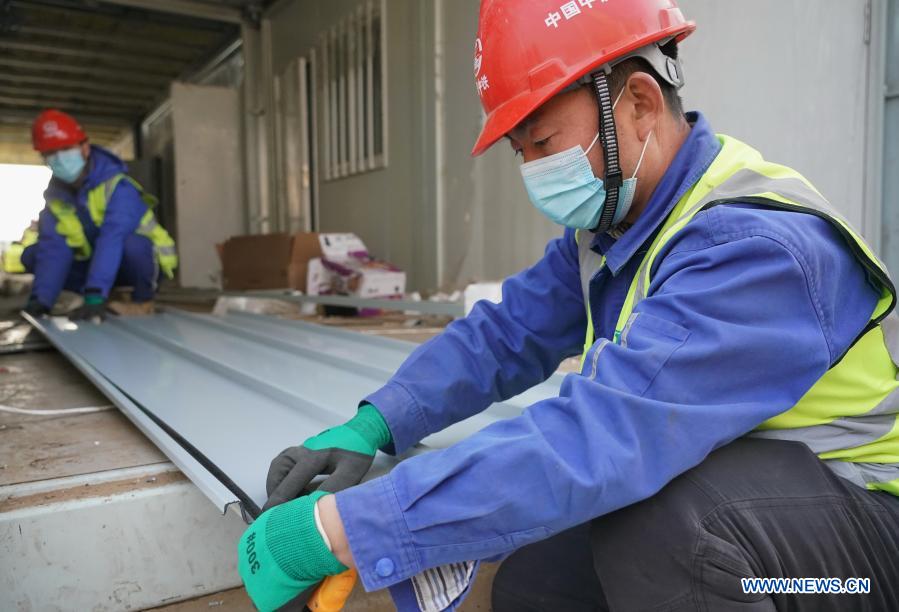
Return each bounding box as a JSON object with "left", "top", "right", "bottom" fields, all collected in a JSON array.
[
  {"left": 619, "top": 72, "right": 663, "bottom": 142},
  {"left": 80, "top": 141, "right": 90, "bottom": 159}
]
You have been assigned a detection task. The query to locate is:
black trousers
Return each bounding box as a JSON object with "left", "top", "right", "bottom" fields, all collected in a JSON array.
[{"left": 492, "top": 439, "right": 899, "bottom": 611}]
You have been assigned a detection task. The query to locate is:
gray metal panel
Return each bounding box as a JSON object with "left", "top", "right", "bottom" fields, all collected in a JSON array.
[
  {"left": 157, "top": 288, "right": 467, "bottom": 316},
  {"left": 28, "top": 311, "right": 564, "bottom": 517},
  {"left": 228, "top": 290, "right": 467, "bottom": 317},
  {"left": 22, "top": 313, "right": 238, "bottom": 514},
  {"left": 889, "top": 0, "right": 899, "bottom": 89},
  {"left": 884, "top": 0, "right": 899, "bottom": 272}
]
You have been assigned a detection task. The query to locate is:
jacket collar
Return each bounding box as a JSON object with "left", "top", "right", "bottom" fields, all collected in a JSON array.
[{"left": 591, "top": 111, "right": 722, "bottom": 275}]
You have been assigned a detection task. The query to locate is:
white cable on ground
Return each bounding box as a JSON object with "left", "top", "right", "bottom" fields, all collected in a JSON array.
[{"left": 0, "top": 404, "right": 114, "bottom": 416}]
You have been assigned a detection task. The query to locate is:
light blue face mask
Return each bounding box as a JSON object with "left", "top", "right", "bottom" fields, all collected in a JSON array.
[
  {"left": 519, "top": 92, "right": 653, "bottom": 230},
  {"left": 46, "top": 147, "right": 87, "bottom": 184}
]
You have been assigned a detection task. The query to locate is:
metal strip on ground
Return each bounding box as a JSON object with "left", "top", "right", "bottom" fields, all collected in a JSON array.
[
  {"left": 158, "top": 287, "right": 467, "bottom": 317},
  {"left": 23, "top": 313, "right": 239, "bottom": 514},
  {"left": 26, "top": 310, "right": 564, "bottom": 517}
]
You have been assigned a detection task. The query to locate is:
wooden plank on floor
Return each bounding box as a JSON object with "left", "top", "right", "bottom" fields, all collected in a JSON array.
[
  {"left": 0, "top": 351, "right": 109, "bottom": 424},
  {"left": 0, "top": 409, "right": 167, "bottom": 486}
]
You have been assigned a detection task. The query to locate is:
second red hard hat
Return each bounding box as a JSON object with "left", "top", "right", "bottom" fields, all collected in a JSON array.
[{"left": 32, "top": 109, "right": 88, "bottom": 153}]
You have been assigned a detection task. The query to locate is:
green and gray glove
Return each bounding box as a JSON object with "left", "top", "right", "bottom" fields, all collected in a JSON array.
[
  {"left": 238, "top": 490, "right": 347, "bottom": 612},
  {"left": 69, "top": 290, "right": 108, "bottom": 322},
  {"left": 262, "top": 403, "right": 391, "bottom": 511}
]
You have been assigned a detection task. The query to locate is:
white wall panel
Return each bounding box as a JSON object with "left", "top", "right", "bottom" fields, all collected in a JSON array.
[
  {"left": 171, "top": 82, "right": 245, "bottom": 288},
  {"left": 678, "top": 0, "right": 873, "bottom": 232}
]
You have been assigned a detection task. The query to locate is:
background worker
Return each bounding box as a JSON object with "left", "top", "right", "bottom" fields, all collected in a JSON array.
[
  {"left": 2, "top": 221, "right": 38, "bottom": 274},
  {"left": 238, "top": 1, "right": 899, "bottom": 610},
  {"left": 21, "top": 109, "right": 177, "bottom": 321}
]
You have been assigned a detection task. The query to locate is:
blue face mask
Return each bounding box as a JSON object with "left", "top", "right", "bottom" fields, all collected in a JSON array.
[
  {"left": 519, "top": 93, "right": 652, "bottom": 230},
  {"left": 46, "top": 147, "right": 87, "bottom": 184}
]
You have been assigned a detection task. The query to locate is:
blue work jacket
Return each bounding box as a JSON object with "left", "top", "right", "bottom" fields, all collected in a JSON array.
[
  {"left": 336, "top": 113, "right": 881, "bottom": 609},
  {"left": 31, "top": 145, "right": 148, "bottom": 306}
]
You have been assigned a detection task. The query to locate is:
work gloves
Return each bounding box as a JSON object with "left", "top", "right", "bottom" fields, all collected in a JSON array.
[
  {"left": 22, "top": 297, "right": 50, "bottom": 317},
  {"left": 239, "top": 405, "right": 390, "bottom": 609},
  {"left": 69, "top": 290, "right": 108, "bottom": 322},
  {"left": 238, "top": 490, "right": 347, "bottom": 612},
  {"left": 262, "top": 403, "right": 392, "bottom": 511}
]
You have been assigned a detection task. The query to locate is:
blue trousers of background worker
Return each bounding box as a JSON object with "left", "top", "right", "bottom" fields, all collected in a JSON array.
[{"left": 21, "top": 234, "right": 159, "bottom": 303}]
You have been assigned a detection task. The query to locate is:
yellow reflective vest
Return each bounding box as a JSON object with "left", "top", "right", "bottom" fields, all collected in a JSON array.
[
  {"left": 2, "top": 226, "right": 38, "bottom": 274},
  {"left": 47, "top": 174, "right": 178, "bottom": 279},
  {"left": 577, "top": 135, "right": 899, "bottom": 495}
]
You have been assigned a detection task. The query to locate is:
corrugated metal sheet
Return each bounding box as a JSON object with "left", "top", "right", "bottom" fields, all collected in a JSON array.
[{"left": 27, "top": 310, "right": 563, "bottom": 519}]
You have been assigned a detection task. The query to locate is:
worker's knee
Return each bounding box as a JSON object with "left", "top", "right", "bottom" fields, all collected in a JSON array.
[
  {"left": 116, "top": 234, "right": 158, "bottom": 302},
  {"left": 121, "top": 233, "right": 154, "bottom": 264},
  {"left": 589, "top": 439, "right": 832, "bottom": 600},
  {"left": 20, "top": 244, "right": 37, "bottom": 272},
  {"left": 591, "top": 439, "right": 823, "bottom": 562}
]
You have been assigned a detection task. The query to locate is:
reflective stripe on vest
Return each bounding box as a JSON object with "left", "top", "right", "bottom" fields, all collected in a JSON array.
[
  {"left": 576, "top": 135, "right": 899, "bottom": 495},
  {"left": 48, "top": 174, "right": 178, "bottom": 279}
]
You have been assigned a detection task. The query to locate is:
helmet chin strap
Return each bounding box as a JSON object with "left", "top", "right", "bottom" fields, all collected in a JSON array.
[{"left": 590, "top": 70, "right": 622, "bottom": 233}]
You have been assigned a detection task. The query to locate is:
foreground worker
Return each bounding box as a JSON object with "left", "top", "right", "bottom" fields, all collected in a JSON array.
[
  {"left": 239, "top": 1, "right": 899, "bottom": 610},
  {"left": 20, "top": 109, "right": 177, "bottom": 320}
]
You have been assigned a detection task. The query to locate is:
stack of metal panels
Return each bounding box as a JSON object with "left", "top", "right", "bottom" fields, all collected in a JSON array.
[{"left": 27, "top": 310, "right": 563, "bottom": 519}]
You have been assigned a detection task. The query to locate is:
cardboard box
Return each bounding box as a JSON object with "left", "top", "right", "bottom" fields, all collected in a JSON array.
[
  {"left": 317, "top": 233, "right": 368, "bottom": 260},
  {"left": 221, "top": 233, "right": 322, "bottom": 291},
  {"left": 221, "top": 231, "right": 406, "bottom": 298},
  {"left": 310, "top": 233, "right": 406, "bottom": 299},
  {"left": 321, "top": 257, "right": 406, "bottom": 298}
]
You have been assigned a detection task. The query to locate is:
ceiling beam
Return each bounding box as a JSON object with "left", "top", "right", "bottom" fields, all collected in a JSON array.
[
  {"left": 0, "top": 41, "right": 185, "bottom": 74},
  {"left": 0, "top": 126, "right": 129, "bottom": 144},
  {"left": 11, "top": 0, "right": 237, "bottom": 33},
  {"left": 0, "top": 56, "right": 174, "bottom": 83},
  {"left": 95, "top": 0, "right": 245, "bottom": 24},
  {"left": 0, "top": 96, "right": 140, "bottom": 121},
  {"left": 0, "top": 72, "right": 159, "bottom": 98},
  {"left": 12, "top": 25, "right": 205, "bottom": 61},
  {"left": 0, "top": 128, "right": 127, "bottom": 144},
  {"left": 0, "top": 108, "right": 133, "bottom": 128},
  {"left": 0, "top": 84, "right": 152, "bottom": 111}
]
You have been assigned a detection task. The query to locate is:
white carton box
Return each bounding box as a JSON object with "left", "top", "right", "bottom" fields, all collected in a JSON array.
[{"left": 307, "top": 233, "right": 407, "bottom": 299}]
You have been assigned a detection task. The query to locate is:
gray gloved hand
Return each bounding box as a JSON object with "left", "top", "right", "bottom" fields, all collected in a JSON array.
[
  {"left": 263, "top": 403, "right": 392, "bottom": 511},
  {"left": 69, "top": 289, "right": 108, "bottom": 322},
  {"left": 23, "top": 297, "right": 50, "bottom": 317}
]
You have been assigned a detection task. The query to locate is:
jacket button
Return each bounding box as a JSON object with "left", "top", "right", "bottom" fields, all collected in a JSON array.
[{"left": 375, "top": 557, "right": 395, "bottom": 577}]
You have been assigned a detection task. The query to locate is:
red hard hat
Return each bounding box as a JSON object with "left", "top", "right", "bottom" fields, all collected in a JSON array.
[
  {"left": 32, "top": 109, "right": 87, "bottom": 153},
  {"left": 471, "top": 0, "right": 695, "bottom": 156}
]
